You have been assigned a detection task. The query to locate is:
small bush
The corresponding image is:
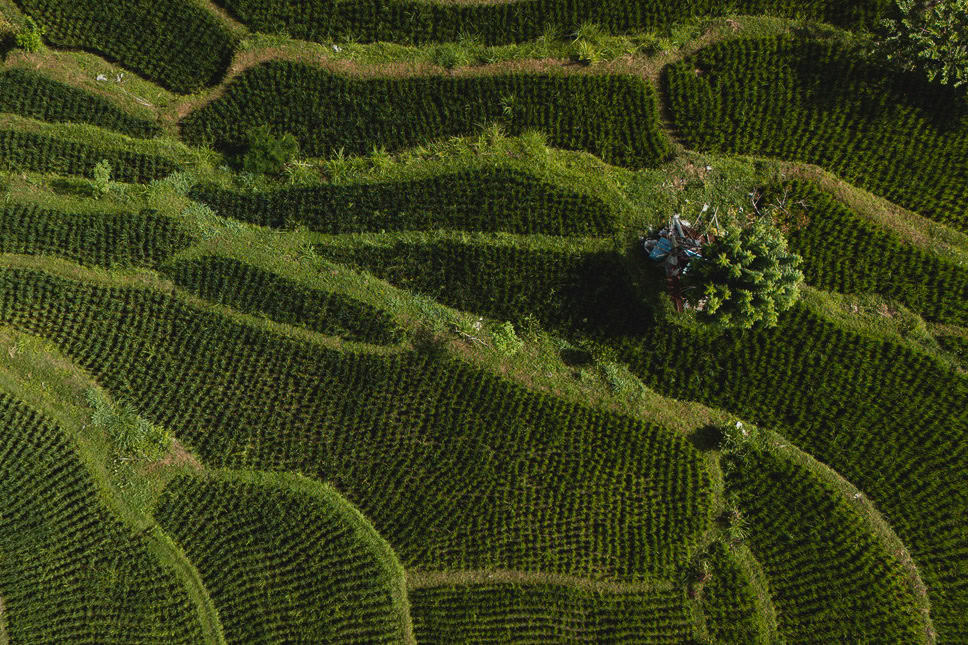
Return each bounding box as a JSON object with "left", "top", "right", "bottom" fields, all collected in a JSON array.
[
  {"left": 15, "top": 17, "right": 45, "bottom": 53},
  {"left": 492, "top": 321, "right": 523, "bottom": 356},
  {"left": 241, "top": 125, "right": 298, "bottom": 175},
  {"left": 87, "top": 388, "right": 171, "bottom": 460},
  {"left": 432, "top": 43, "right": 469, "bottom": 69},
  {"left": 91, "top": 160, "right": 112, "bottom": 198}
]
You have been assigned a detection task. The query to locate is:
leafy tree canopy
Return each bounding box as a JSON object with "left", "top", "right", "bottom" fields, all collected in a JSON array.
[
  {"left": 879, "top": 0, "right": 968, "bottom": 87},
  {"left": 685, "top": 218, "right": 804, "bottom": 330},
  {"left": 241, "top": 125, "right": 299, "bottom": 175}
]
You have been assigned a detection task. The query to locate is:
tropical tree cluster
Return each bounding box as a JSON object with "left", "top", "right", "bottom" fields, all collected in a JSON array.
[
  {"left": 685, "top": 217, "right": 804, "bottom": 329},
  {"left": 879, "top": 0, "right": 968, "bottom": 87}
]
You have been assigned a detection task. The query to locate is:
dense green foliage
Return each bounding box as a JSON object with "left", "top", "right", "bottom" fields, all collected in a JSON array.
[
  {"left": 722, "top": 443, "right": 929, "bottom": 642},
  {"left": 240, "top": 125, "right": 298, "bottom": 175},
  {"left": 685, "top": 219, "right": 804, "bottom": 329},
  {"left": 189, "top": 167, "right": 617, "bottom": 235},
  {"left": 0, "top": 204, "right": 193, "bottom": 267},
  {"left": 11, "top": 0, "right": 236, "bottom": 93},
  {"left": 180, "top": 61, "right": 671, "bottom": 168},
  {"left": 214, "top": 0, "right": 889, "bottom": 45},
  {"left": 410, "top": 583, "right": 693, "bottom": 643},
  {"left": 0, "top": 266, "right": 714, "bottom": 580},
  {"left": 937, "top": 334, "right": 968, "bottom": 368},
  {"left": 320, "top": 236, "right": 967, "bottom": 639},
  {"left": 163, "top": 256, "right": 403, "bottom": 344},
  {"left": 770, "top": 180, "right": 968, "bottom": 325},
  {"left": 878, "top": 0, "right": 968, "bottom": 87},
  {"left": 0, "top": 128, "right": 177, "bottom": 182},
  {"left": 155, "top": 473, "right": 409, "bottom": 644},
  {"left": 14, "top": 16, "right": 45, "bottom": 52},
  {"left": 664, "top": 35, "right": 968, "bottom": 230},
  {"left": 699, "top": 542, "right": 772, "bottom": 644},
  {"left": 0, "top": 69, "right": 160, "bottom": 137},
  {"left": 0, "top": 394, "right": 204, "bottom": 642}
]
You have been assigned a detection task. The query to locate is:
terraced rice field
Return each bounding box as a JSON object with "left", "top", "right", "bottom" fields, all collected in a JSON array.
[{"left": 0, "top": 0, "right": 963, "bottom": 643}]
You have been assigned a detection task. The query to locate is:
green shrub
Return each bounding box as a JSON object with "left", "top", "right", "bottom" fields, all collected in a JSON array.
[
  {"left": 156, "top": 474, "right": 409, "bottom": 643},
  {"left": 241, "top": 125, "right": 298, "bottom": 175},
  {"left": 0, "top": 266, "right": 715, "bottom": 580},
  {"left": 0, "top": 128, "right": 177, "bottom": 182},
  {"left": 317, "top": 238, "right": 650, "bottom": 338},
  {"left": 411, "top": 584, "right": 693, "bottom": 642},
  {"left": 213, "top": 0, "right": 889, "bottom": 46},
  {"left": 14, "top": 16, "right": 45, "bottom": 52},
  {"left": 685, "top": 218, "right": 804, "bottom": 329},
  {"left": 0, "top": 394, "right": 204, "bottom": 642},
  {"left": 491, "top": 320, "right": 523, "bottom": 355},
  {"left": 697, "top": 542, "right": 772, "bottom": 644},
  {"left": 91, "top": 159, "right": 112, "bottom": 198},
  {"left": 163, "top": 256, "right": 403, "bottom": 344},
  {"left": 431, "top": 42, "right": 469, "bottom": 69},
  {"left": 87, "top": 388, "right": 171, "bottom": 460},
  {"left": 0, "top": 203, "right": 193, "bottom": 267},
  {"left": 766, "top": 179, "right": 968, "bottom": 325},
  {"left": 722, "top": 443, "right": 929, "bottom": 642},
  {"left": 315, "top": 233, "right": 968, "bottom": 638}
]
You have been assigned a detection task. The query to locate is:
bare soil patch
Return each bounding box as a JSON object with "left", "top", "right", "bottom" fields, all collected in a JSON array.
[{"left": 146, "top": 439, "right": 204, "bottom": 475}]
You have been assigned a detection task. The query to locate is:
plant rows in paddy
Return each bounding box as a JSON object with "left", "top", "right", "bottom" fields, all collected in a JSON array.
[
  {"left": 0, "top": 128, "right": 177, "bottom": 182},
  {"left": 937, "top": 334, "right": 968, "bottom": 368},
  {"left": 409, "top": 583, "right": 693, "bottom": 643},
  {"left": 616, "top": 307, "right": 968, "bottom": 641},
  {"left": 12, "top": 0, "right": 236, "bottom": 93},
  {"left": 319, "top": 238, "right": 649, "bottom": 338},
  {"left": 663, "top": 35, "right": 968, "bottom": 231},
  {"left": 0, "top": 393, "right": 203, "bottom": 642},
  {"left": 0, "top": 266, "right": 715, "bottom": 581},
  {"left": 215, "top": 0, "right": 888, "bottom": 45},
  {"left": 180, "top": 61, "right": 671, "bottom": 168},
  {"left": 189, "top": 166, "right": 617, "bottom": 236},
  {"left": 768, "top": 180, "right": 968, "bottom": 325},
  {"left": 722, "top": 443, "right": 930, "bottom": 643},
  {"left": 163, "top": 255, "right": 403, "bottom": 344},
  {"left": 155, "top": 473, "right": 409, "bottom": 644},
  {"left": 0, "top": 69, "right": 160, "bottom": 138},
  {"left": 318, "top": 236, "right": 968, "bottom": 639},
  {"left": 0, "top": 204, "right": 193, "bottom": 268},
  {"left": 699, "top": 541, "right": 773, "bottom": 644}
]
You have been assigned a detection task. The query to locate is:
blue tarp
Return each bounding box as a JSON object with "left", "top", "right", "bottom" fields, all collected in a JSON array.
[{"left": 649, "top": 237, "right": 673, "bottom": 261}]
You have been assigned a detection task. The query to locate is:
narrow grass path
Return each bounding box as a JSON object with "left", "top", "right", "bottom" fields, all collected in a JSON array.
[{"left": 406, "top": 568, "right": 674, "bottom": 593}]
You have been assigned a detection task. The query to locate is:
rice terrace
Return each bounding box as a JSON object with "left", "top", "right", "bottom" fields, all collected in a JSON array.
[{"left": 0, "top": 0, "right": 965, "bottom": 642}]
